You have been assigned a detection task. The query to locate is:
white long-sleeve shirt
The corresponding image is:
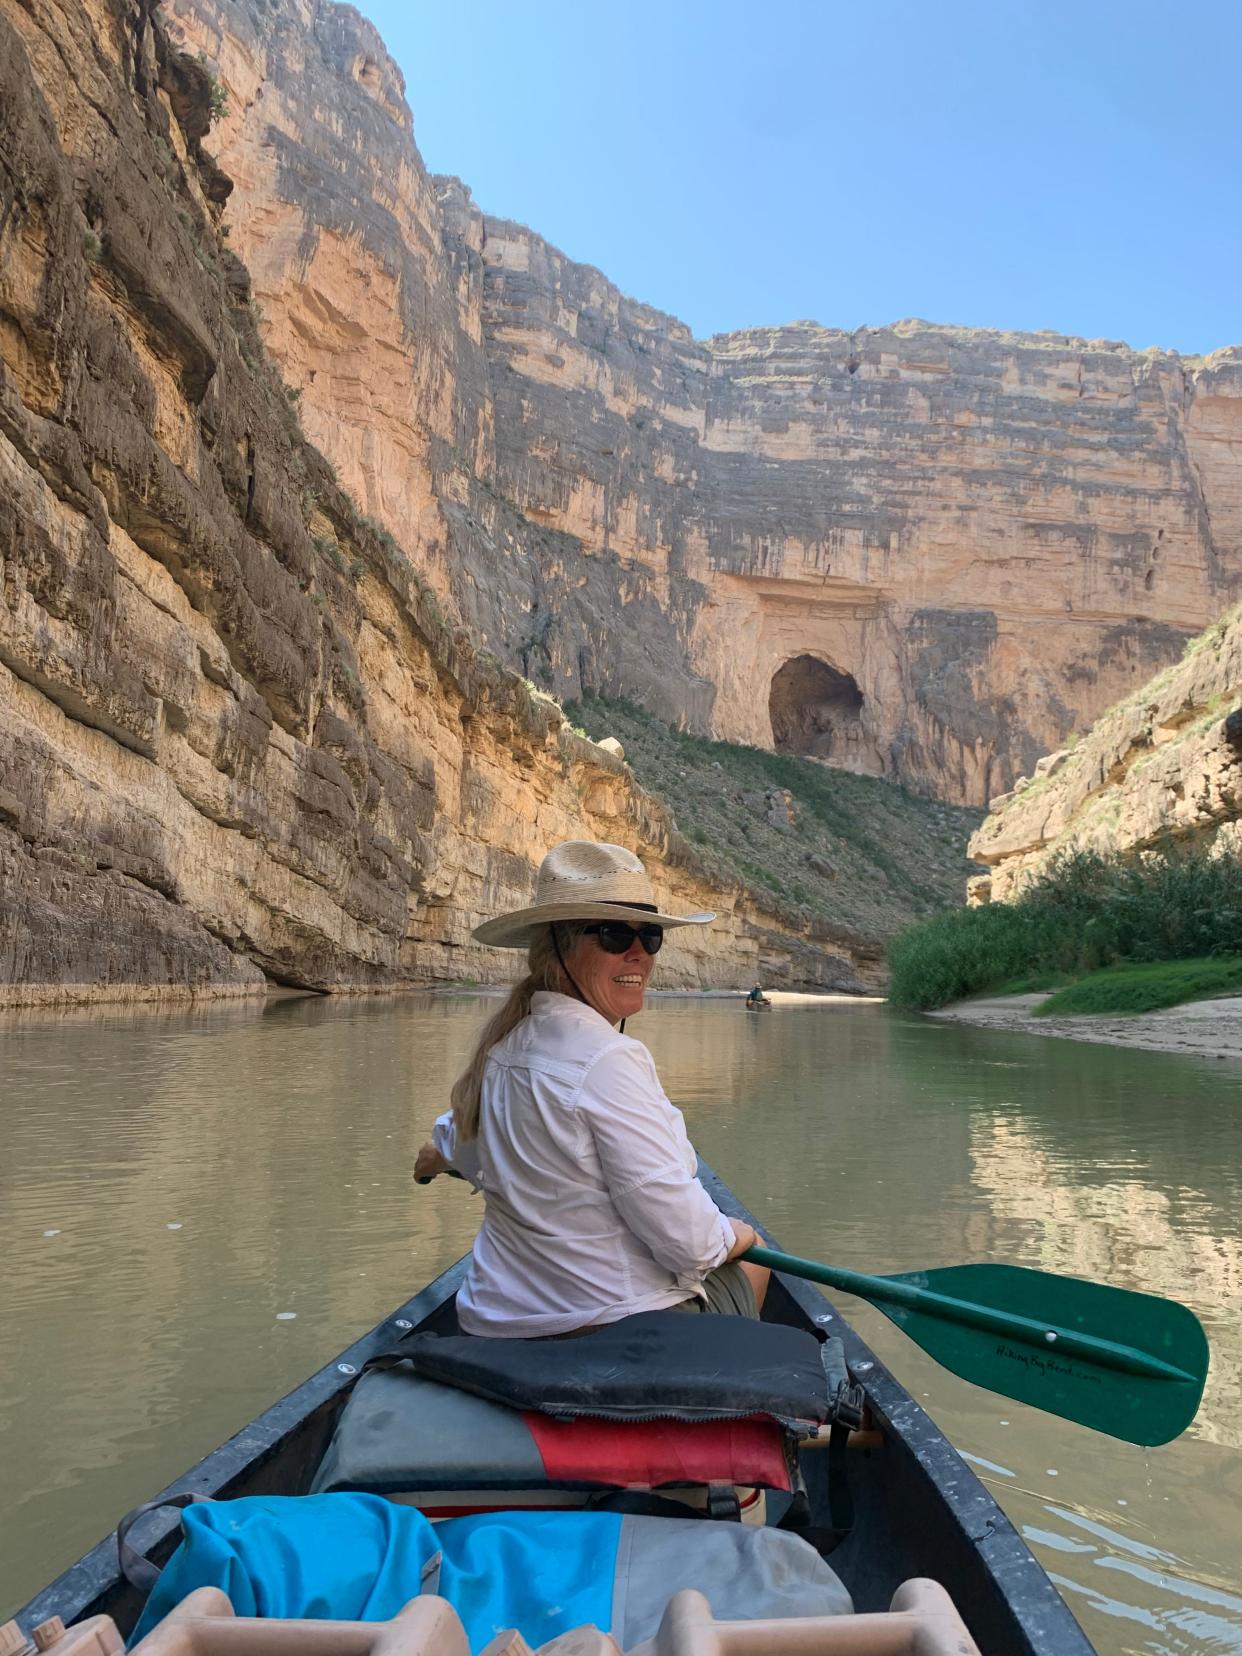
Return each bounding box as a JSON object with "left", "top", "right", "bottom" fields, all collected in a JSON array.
[{"left": 431, "top": 991, "right": 737, "bottom": 1337}]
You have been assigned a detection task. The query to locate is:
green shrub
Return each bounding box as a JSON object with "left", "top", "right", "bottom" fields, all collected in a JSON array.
[
  {"left": 888, "top": 846, "right": 1242, "bottom": 1009},
  {"left": 986, "top": 971, "right": 1071, "bottom": 997},
  {"left": 358, "top": 513, "right": 400, "bottom": 561}
]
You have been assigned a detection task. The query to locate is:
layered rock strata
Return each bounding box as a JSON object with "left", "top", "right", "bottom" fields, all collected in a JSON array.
[
  {"left": 167, "top": 0, "right": 1242, "bottom": 806},
  {"left": 0, "top": 0, "right": 873, "bottom": 1006},
  {"left": 969, "top": 606, "right": 1242, "bottom": 901}
]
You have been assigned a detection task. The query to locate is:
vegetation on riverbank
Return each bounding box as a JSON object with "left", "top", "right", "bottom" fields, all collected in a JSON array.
[
  {"left": 567, "top": 693, "right": 982, "bottom": 941},
  {"left": 1034, "top": 956, "right": 1242, "bottom": 1017},
  {"left": 888, "top": 847, "right": 1242, "bottom": 1010}
]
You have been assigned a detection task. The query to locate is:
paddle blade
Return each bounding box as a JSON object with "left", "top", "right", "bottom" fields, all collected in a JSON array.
[{"left": 876, "top": 1263, "right": 1208, "bottom": 1447}]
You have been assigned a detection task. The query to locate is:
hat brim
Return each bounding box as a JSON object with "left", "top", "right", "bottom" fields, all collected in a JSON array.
[{"left": 473, "top": 902, "right": 716, "bottom": 949}]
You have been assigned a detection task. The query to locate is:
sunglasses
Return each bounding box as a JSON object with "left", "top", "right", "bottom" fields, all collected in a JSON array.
[{"left": 581, "top": 922, "right": 665, "bottom": 956}]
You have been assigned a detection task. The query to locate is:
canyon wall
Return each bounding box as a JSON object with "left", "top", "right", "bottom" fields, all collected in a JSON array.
[
  {"left": 969, "top": 606, "right": 1242, "bottom": 901},
  {"left": 0, "top": 0, "right": 875, "bottom": 1007},
  {"left": 165, "top": 0, "right": 1242, "bottom": 807}
]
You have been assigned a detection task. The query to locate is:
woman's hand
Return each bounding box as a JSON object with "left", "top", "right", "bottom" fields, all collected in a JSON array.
[
  {"left": 725, "top": 1219, "right": 759, "bottom": 1260},
  {"left": 413, "top": 1142, "right": 448, "bottom": 1184}
]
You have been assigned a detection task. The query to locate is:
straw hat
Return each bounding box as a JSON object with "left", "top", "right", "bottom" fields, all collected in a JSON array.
[{"left": 473, "top": 840, "right": 715, "bottom": 948}]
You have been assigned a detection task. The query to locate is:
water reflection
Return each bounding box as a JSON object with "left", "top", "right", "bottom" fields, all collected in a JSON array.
[
  {"left": 869, "top": 1019, "right": 1242, "bottom": 1454},
  {"left": 2, "top": 993, "right": 1240, "bottom": 1653}
]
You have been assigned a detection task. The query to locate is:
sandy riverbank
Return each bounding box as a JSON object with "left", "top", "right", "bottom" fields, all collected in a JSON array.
[{"left": 930, "top": 991, "right": 1242, "bottom": 1061}]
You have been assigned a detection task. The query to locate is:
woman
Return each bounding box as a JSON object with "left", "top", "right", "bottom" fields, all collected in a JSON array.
[{"left": 414, "top": 840, "right": 767, "bottom": 1337}]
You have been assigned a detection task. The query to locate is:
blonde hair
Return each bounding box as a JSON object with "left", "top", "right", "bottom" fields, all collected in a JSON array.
[{"left": 451, "top": 922, "right": 588, "bottom": 1141}]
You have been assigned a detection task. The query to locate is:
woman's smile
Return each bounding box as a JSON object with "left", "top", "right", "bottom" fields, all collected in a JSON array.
[{"left": 569, "top": 934, "right": 653, "bottom": 1023}]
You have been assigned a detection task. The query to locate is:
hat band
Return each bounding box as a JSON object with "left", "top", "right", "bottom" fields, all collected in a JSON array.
[{"left": 601, "top": 900, "right": 658, "bottom": 913}]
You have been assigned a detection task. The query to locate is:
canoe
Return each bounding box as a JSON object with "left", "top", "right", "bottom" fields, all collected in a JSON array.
[{"left": 11, "top": 1166, "right": 1094, "bottom": 1654}]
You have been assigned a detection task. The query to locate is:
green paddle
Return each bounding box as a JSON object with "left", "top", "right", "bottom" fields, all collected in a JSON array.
[{"left": 744, "top": 1244, "right": 1208, "bottom": 1446}]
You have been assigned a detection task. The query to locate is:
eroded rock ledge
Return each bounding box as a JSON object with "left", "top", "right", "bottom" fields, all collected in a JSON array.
[
  {"left": 969, "top": 607, "right": 1242, "bottom": 900},
  {"left": 0, "top": 0, "right": 875, "bottom": 1006}
]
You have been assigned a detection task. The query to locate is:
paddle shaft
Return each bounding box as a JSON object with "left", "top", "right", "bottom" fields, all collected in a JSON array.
[{"left": 742, "top": 1244, "right": 1193, "bottom": 1383}]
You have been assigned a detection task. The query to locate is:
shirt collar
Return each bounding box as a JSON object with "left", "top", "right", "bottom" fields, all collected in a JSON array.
[{"left": 530, "top": 989, "right": 619, "bottom": 1033}]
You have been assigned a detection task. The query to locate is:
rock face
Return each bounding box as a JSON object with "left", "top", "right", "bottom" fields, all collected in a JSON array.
[
  {"left": 969, "top": 606, "right": 1242, "bottom": 899},
  {"left": 164, "top": 0, "right": 1242, "bottom": 807},
  {"left": 0, "top": 0, "right": 875, "bottom": 1006}
]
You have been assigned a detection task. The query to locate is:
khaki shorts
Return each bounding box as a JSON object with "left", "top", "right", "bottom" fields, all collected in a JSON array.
[
  {"left": 542, "top": 1262, "right": 760, "bottom": 1339},
  {"left": 670, "top": 1260, "right": 759, "bottom": 1319}
]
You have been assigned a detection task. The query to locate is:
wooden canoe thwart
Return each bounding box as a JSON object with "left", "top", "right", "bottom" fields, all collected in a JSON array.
[{"left": 11, "top": 1168, "right": 1097, "bottom": 1655}]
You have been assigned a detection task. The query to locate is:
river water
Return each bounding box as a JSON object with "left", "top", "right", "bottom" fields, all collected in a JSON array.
[{"left": 2, "top": 993, "right": 1240, "bottom": 1652}]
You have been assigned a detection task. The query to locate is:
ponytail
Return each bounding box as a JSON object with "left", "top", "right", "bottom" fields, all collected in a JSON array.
[{"left": 450, "top": 922, "right": 587, "bottom": 1140}]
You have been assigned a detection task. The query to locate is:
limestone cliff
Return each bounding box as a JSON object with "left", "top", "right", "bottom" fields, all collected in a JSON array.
[
  {"left": 968, "top": 606, "right": 1242, "bottom": 900},
  {"left": 165, "top": 0, "right": 1242, "bottom": 807},
  {"left": 0, "top": 0, "right": 876, "bottom": 1006}
]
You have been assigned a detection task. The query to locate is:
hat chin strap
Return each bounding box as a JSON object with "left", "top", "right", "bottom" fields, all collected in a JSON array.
[{"left": 552, "top": 925, "right": 626, "bottom": 1034}]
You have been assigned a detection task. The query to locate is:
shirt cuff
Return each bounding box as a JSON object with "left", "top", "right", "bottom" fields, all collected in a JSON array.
[
  {"left": 716, "top": 1212, "right": 737, "bottom": 1264},
  {"left": 431, "top": 1111, "right": 456, "bottom": 1165}
]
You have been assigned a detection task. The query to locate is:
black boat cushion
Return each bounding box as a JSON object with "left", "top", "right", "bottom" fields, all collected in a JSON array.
[{"left": 388, "top": 1310, "right": 830, "bottom": 1427}]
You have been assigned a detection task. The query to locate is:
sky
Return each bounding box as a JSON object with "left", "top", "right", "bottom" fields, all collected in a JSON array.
[{"left": 358, "top": 1, "right": 1241, "bottom": 355}]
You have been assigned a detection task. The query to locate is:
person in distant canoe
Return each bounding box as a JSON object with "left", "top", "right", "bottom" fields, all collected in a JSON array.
[
  {"left": 413, "top": 841, "right": 768, "bottom": 1337},
  {"left": 746, "top": 983, "right": 770, "bottom": 1008}
]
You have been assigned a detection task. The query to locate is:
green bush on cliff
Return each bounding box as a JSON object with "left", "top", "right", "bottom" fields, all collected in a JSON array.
[{"left": 888, "top": 846, "right": 1242, "bottom": 1009}]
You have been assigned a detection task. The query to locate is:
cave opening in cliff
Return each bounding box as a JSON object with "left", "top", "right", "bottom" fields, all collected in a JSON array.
[{"left": 769, "top": 655, "right": 865, "bottom": 761}]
